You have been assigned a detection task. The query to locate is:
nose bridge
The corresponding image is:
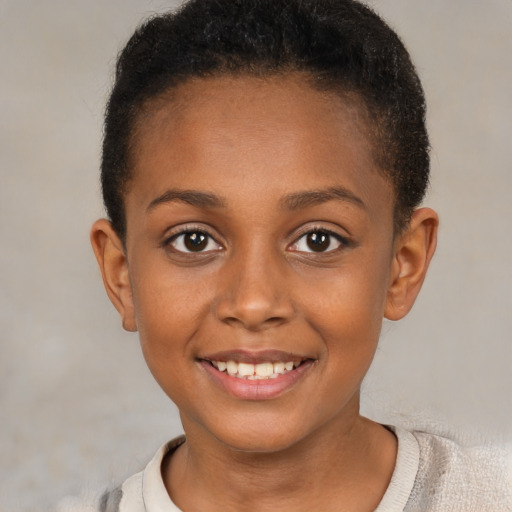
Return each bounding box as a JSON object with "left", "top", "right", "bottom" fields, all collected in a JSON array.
[{"left": 215, "top": 237, "right": 293, "bottom": 330}]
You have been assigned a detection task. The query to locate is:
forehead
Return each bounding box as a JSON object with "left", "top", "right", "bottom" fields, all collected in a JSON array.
[{"left": 127, "top": 74, "right": 392, "bottom": 216}]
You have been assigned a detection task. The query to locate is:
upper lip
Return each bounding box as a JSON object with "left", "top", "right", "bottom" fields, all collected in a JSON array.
[{"left": 199, "top": 349, "right": 311, "bottom": 365}]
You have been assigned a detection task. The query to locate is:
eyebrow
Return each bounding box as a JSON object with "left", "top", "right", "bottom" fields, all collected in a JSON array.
[
  {"left": 146, "top": 189, "right": 226, "bottom": 212},
  {"left": 281, "top": 187, "right": 366, "bottom": 210}
]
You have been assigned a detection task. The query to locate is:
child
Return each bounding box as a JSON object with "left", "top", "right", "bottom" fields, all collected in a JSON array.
[{"left": 90, "top": 0, "right": 511, "bottom": 510}]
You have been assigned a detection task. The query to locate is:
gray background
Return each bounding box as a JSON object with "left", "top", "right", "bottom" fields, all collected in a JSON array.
[{"left": 1, "top": 1, "right": 511, "bottom": 510}]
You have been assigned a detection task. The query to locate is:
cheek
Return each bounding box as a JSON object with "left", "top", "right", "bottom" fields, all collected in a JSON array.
[
  {"left": 302, "top": 263, "right": 390, "bottom": 332},
  {"left": 296, "top": 252, "right": 392, "bottom": 371},
  {"left": 301, "top": 279, "right": 386, "bottom": 409},
  {"left": 129, "top": 261, "right": 213, "bottom": 364}
]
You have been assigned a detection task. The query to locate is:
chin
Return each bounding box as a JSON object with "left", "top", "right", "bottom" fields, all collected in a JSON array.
[
  {"left": 204, "top": 413, "right": 316, "bottom": 455},
  {"left": 220, "top": 432, "right": 303, "bottom": 454}
]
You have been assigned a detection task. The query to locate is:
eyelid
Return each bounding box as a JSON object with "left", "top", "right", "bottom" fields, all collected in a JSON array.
[
  {"left": 287, "top": 225, "right": 352, "bottom": 253},
  {"left": 163, "top": 224, "right": 223, "bottom": 253}
]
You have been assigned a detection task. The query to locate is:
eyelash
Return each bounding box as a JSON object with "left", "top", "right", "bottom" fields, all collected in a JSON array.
[
  {"left": 289, "top": 228, "right": 350, "bottom": 254},
  {"left": 164, "top": 226, "right": 222, "bottom": 254},
  {"left": 163, "top": 225, "right": 350, "bottom": 256}
]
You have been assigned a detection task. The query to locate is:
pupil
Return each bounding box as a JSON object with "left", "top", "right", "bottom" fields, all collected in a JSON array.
[
  {"left": 184, "top": 232, "right": 208, "bottom": 251},
  {"left": 307, "top": 231, "right": 329, "bottom": 252}
]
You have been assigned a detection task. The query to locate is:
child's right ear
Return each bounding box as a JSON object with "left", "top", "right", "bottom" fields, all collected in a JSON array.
[{"left": 90, "top": 219, "right": 137, "bottom": 332}]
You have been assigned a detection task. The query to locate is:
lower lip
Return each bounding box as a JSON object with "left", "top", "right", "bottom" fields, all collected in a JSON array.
[{"left": 200, "top": 360, "right": 314, "bottom": 400}]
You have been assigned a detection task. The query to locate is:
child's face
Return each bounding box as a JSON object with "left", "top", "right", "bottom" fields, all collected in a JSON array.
[{"left": 102, "top": 75, "right": 411, "bottom": 452}]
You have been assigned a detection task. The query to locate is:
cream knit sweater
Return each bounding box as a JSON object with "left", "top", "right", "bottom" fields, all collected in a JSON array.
[{"left": 96, "top": 426, "right": 512, "bottom": 511}]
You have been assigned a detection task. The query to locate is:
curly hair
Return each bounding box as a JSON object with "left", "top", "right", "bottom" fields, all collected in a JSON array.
[{"left": 102, "top": 0, "right": 429, "bottom": 240}]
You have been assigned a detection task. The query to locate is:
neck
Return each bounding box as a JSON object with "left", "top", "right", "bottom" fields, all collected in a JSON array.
[{"left": 163, "top": 405, "right": 397, "bottom": 512}]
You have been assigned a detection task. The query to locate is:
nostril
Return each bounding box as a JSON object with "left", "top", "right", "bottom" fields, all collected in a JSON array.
[
  {"left": 266, "top": 316, "right": 287, "bottom": 325},
  {"left": 221, "top": 315, "right": 284, "bottom": 330},
  {"left": 218, "top": 310, "right": 291, "bottom": 331}
]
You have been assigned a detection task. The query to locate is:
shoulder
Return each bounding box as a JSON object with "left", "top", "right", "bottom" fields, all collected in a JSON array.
[
  {"left": 99, "top": 484, "right": 127, "bottom": 512},
  {"left": 407, "top": 427, "right": 512, "bottom": 511},
  {"left": 376, "top": 425, "right": 511, "bottom": 512},
  {"left": 98, "top": 472, "right": 144, "bottom": 512},
  {"left": 98, "top": 436, "right": 186, "bottom": 512}
]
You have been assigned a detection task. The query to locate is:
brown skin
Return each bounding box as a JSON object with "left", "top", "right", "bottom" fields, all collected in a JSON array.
[{"left": 91, "top": 75, "right": 438, "bottom": 511}]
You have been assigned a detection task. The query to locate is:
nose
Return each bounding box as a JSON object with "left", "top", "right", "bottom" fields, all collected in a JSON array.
[{"left": 214, "top": 246, "right": 295, "bottom": 331}]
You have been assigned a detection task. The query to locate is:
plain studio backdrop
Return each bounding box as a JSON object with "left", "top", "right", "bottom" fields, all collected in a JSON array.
[{"left": 0, "top": 1, "right": 511, "bottom": 510}]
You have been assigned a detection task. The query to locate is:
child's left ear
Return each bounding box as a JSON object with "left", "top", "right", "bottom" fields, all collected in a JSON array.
[{"left": 385, "top": 208, "right": 438, "bottom": 321}]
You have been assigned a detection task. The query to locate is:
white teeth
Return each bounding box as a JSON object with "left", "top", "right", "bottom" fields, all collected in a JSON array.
[
  {"left": 226, "top": 360, "right": 238, "bottom": 376},
  {"left": 238, "top": 362, "right": 255, "bottom": 376},
  {"left": 273, "top": 362, "right": 285, "bottom": 374},
  {"left": 211, "top": 359, "right": 301, "bottom": 379},
  {"left": 255, "top": 362, "right": 274, "bottom": 377}
]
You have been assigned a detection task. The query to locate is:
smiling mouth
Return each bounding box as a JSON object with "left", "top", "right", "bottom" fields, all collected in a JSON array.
[
  {"left": 207, "top": 359, "right": 306, "bottom": 380},
  {"left": 199, "top": 352, "right": 315, "bottom": 399}
]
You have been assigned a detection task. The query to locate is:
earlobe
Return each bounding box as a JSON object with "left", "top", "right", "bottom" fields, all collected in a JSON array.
[
  {"left": 90, "top": 219, "right": 138, "bottom": 332},
  {"left": 384, "top": 208, "right": 438, "bottom": 321}
]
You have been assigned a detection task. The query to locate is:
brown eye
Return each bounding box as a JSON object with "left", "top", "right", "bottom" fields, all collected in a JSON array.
[
  {"left": 184, "top": 232, "right": 208, "bottom": 251},
  {"left": 306, "top": 231, "right": 331, "bottom": 252},
  {"left": 290, "top": 229, "right": 344, "bottom": 253},
  {"left": 170, "top": 230, "right": 221, "bottom": 253}
]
